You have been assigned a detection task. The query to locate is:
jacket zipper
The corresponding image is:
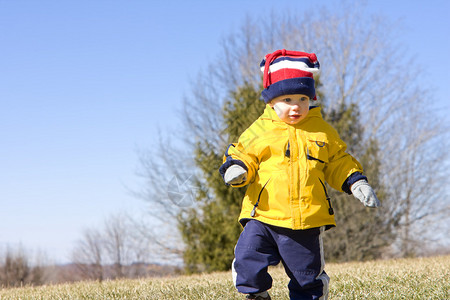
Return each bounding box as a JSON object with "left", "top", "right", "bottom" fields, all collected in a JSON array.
[{"left": 318, "top": 178, "right": 334, "bottom": 215}]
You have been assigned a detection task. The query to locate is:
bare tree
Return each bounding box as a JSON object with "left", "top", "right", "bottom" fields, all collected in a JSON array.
[
  {"left": 131, "top": 140, "right": 196, "bottom": 261},
  {"left": 307, "top": 6, "right": 449, "bottom": 255},
  {"left": 213, "top": 4, "right": 450, "bottom": 257},
  {"left": 71, "top": 213, "right": 175, "bottom": 280},
  {"left": 71, "top": 227, "right": 104, "bottom": 281},
  {"left": 102, "top": 213, "right": 156, "bottom": 278},
  {"left": 0, "top": 246, "right": 46, "bottom": 287},
  {"left": 1, "top": 247, "right": 29, "bottom": 287},
  {"left": 103, "top": 214, "right": 129, "bottom": 278},
  {"left": 136, "top": 2, "right": 449, "bottom": 263}
]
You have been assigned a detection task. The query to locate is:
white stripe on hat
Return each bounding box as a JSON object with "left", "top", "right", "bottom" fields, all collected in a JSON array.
[{"left": 260, "top": 60, "right": 320, "bottom": 76}]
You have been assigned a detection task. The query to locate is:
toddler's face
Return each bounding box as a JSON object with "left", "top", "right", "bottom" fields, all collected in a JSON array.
[{"left": 269, "top": 94, "right": 310, "bottom": 125}]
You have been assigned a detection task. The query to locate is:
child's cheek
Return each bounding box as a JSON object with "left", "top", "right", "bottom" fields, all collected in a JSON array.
[{"left": 273, "top": 102, "right": 285, "bottom": 118}]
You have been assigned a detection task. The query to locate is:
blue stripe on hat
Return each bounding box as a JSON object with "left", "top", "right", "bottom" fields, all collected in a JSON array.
[{"left": 261, "top": 77, "right": 315, "bottom": 103}]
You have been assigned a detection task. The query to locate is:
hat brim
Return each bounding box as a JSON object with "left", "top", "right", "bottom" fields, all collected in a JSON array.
[{"left": 261, "top": 77, "right": 315, "bottom": 103}]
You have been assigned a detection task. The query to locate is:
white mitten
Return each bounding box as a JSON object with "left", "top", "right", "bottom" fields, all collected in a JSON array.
[
  {"left": 224, "top": 165, "right": 247, "bottom": 185},
  {"left": 351, "top": 180, "right": 381, "bottom": 208}
]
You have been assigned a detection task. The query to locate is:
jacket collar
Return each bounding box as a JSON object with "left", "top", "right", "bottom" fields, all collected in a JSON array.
[{"left": 260, "top": 104, "right": 322, "bottom": 126}]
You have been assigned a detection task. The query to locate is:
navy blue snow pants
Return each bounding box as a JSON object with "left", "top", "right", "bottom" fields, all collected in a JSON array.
[{"left": 232, "top": 220, "right": 329, "bottom": 300}]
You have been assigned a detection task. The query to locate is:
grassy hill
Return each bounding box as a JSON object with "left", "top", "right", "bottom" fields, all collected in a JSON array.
[{"left": 0, "top": 255, "right": 448, "bottom": 299}]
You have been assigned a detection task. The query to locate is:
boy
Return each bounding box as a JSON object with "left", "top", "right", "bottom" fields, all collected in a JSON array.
[{"left": 219, "top": 49, "right": 380, "bottom": 300}]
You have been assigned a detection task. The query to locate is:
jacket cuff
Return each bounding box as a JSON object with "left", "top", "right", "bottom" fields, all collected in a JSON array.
[
  {"left": 342, "top": 172, "right": 367, "bottom": 194},
  {"left": 219, "top": 159, "right": 248, "bottom": 179}
]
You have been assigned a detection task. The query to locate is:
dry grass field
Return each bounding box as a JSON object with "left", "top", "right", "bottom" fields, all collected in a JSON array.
[{"left": 0, "top": 255, "right": 448, "bottom": 299}]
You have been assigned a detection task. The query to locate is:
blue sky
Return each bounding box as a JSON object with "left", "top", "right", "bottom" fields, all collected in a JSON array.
[{"left": 1, "top": 0, "right": 449, "bottom": 264}]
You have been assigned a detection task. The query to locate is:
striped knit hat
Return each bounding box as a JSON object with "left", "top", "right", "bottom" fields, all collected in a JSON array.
[{"left": 260, "top": 49, "right": 320, "bottom": 103}]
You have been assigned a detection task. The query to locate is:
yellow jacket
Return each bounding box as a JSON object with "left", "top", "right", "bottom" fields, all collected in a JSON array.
[{"left": 224, "top": 105, "right": 364, "bottom": 230}]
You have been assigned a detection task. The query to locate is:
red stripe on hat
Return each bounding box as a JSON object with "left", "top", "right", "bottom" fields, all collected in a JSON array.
[{"left": 268, "top": 69, "right": 313, "bottom": 85}]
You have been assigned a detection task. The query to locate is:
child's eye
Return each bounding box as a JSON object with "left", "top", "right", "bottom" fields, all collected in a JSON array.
[
  {"left": 284, "top": 98, "right": 291, "bottom": 103},
  {"left": 300, "top": 96, "right": 309, "bottom": 101}
]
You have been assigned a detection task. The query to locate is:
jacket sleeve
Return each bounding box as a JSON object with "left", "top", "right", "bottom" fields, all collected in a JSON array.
[
  {"left": 323, "top": 134, "right": 364, "bottom": 192},
  {"left": 341, "top": 171, "right": 367, "bottom": 194},
  {"left": 219, "top": 128, "right": 260, "bottom": 187}
]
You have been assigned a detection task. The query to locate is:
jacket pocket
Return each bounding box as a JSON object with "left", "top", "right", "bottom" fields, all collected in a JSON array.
[
  {"left": 248, "top": 169, "right": 290, "bottom": 220},
  {"left": 250, "top": 178, "right": 270, "bottom": 217},
  {"left": 306, "top": 138, "right": 329, "bottom": 169}
]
